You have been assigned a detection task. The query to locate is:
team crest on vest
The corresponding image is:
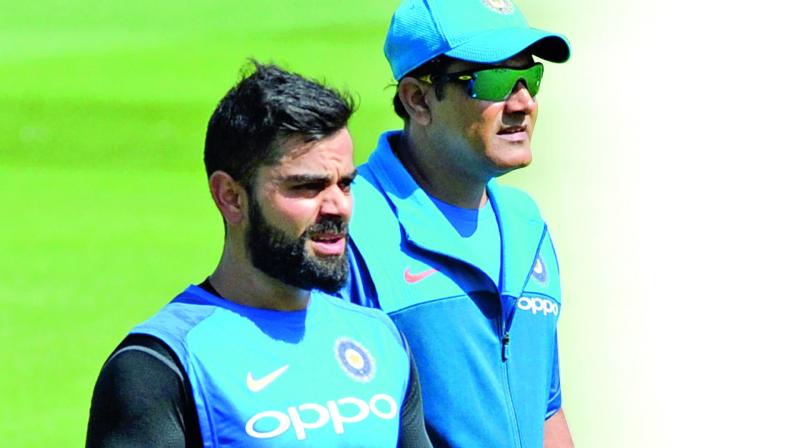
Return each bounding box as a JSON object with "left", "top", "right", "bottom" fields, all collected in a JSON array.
[
  {"left": 529, "top": 254, "right": 548, "bottom": 285},
  {"left": 482, "top": 0, "right": 515, "bottom": 14},
  {"left": 335, "top": 337, "right": 376, "bottom": 382}
]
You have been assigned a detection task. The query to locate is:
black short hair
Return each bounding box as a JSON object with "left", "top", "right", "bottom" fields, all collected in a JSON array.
[
  {"left": 392, "top": 56, "right": 456, "bottom": 120},
  {"left": 205, "top": 61, "right": 355, "bottom": 188}
]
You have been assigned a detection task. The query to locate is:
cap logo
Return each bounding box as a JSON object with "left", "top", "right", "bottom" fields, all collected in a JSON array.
[{"left": 482, "top": 0, "right": 515, "bottom": 15}]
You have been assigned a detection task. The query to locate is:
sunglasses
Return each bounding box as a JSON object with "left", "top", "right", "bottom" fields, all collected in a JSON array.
[{"left": 420, "top": 62, "right": 544, "bottom": 102}]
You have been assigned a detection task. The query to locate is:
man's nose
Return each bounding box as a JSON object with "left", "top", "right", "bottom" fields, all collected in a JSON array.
[
  {"left": 320, "top": 185, "right": 353, "bottom": 220},
  {"left": 504, "top": 80, "right": 535, "bottom": 113}
]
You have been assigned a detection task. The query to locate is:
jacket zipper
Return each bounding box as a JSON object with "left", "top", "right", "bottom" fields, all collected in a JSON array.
[
  {"left": 499, "top": 315, "right": 522, "bottom": 448},
  {"left": 498, "top": 253, "right": 541, "bottom": 448},
  {"left": 405, "top": 236, "right": 537, "bottom": 447}
]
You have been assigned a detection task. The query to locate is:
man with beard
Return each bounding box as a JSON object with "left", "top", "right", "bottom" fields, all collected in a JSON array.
[{"left": 86, "top": 62, "right": 431, "bottom": 448}]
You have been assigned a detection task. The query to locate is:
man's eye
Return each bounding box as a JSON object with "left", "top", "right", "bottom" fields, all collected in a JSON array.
[
  {"left": 292, "top": 182, "right": 326, "bottom": 192},
  {"left": 338, "top": 178, "right": 355, "bottom": 191}
]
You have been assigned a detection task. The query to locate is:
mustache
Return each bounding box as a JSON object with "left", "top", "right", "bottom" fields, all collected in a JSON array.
[{"left": 303, "top": 217, "right": 348, "bottom": 237}]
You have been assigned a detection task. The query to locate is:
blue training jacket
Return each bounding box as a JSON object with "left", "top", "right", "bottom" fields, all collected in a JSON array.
[
  {"left": 342, "top": 131, "right": 563, "bottom": 448},
  {"left": 132, "top": 285, "right": 410, "bottom": 447}
]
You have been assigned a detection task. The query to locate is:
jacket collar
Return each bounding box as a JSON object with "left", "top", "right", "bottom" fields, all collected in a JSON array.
[{"left": 363, "top": 131, "right": 546, "bottom": 298}]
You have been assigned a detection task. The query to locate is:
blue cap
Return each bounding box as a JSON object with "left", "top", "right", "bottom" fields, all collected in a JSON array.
[{"left": 384, "top": 0, "right": 571, "bottom": 80}]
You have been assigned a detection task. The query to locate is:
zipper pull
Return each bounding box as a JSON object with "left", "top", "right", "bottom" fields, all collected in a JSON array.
[{"left": 501, "top": 332, "right": 511, "bottom": 361}]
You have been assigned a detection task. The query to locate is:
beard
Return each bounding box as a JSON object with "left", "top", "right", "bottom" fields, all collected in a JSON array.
[{"left": 245, "top": 197, "right": 349, "bottom": 294}]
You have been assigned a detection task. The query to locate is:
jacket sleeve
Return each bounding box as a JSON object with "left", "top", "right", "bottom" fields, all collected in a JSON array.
[{"left": 545, "top": 331, "right": 563, "bottom": 419}]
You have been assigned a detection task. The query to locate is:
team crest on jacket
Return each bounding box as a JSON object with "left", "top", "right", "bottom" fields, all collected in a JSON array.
[
  {"left": 335, "top": 337, "right": 376, "bottom": 382},
  {"left": 530, "top": 254, "right": 548, "bottom": 285},
  {"left": 482, "top": 0, "right": 515, "bottom": 14}
]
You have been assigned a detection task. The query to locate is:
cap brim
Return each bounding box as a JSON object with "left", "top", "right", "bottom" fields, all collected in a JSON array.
[{"left": 445, "top": 27, "right": 570, "bottom": 64}]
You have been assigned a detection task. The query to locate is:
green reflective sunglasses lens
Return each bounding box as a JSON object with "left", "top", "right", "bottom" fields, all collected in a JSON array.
[{"left": 470, "top": 64, "right": 543, "bottom": 101}]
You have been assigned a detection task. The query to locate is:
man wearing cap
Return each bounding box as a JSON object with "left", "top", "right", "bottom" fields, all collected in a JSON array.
[{"left": 340, "top": 0, "right": 574, "bottom": 446}]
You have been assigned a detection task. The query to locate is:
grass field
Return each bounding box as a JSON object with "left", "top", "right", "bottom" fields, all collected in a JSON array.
[{"left": 0, "top": 1, "right": 636, "bottom": 446}]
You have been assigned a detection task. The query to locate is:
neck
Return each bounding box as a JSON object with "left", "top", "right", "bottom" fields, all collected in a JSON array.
[
  {"left": 208, "top": 242, "right": 309, "bottom": 311},
  {"left": 393, "top": 131, "right": 488, "bottom": 209}
]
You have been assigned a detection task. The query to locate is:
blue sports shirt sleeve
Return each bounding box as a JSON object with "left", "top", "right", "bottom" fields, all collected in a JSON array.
[{"left": 545, "top": 331, "right": 563, "bottom": 419}]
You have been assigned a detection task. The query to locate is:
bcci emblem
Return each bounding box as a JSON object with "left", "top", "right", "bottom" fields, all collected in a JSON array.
[
  {"left": 530, "top": 255, "right": 548, "bottom": 285},
  {"left": 334, "top": 337, "right": 376, "bottom": 383},
  {"left": 482, "top": 0, "right": 515, "bottom": 14}
]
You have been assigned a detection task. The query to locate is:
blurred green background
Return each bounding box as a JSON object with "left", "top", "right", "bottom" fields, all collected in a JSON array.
[{"left": 0, "top": 0, "right": 648, "bottom": 446}]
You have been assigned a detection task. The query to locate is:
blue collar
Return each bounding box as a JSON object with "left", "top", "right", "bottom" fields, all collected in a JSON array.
[{"left": 362, "top": 131, "right": 547, "bottom": 299}]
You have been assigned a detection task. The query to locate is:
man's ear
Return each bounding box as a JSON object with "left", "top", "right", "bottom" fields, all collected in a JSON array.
[
  {"left": 398, "top": 78, "right": 433, "bottom": 126},
  {"left": 209, "top": 171, "right": 247, "bottom": 226}
]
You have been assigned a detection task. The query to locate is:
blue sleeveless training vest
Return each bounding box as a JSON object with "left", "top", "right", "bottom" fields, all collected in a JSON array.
[{"left": 133, "top": 285, "right": 410, "bottom": 447}]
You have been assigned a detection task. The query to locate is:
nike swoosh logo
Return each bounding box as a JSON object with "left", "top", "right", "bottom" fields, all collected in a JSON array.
[
  {"left": 404, "top": 267, "right": 437, "bottom": 284},
  {"left": 246, "top": 364, "right": 289, "bottom": 392}
]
